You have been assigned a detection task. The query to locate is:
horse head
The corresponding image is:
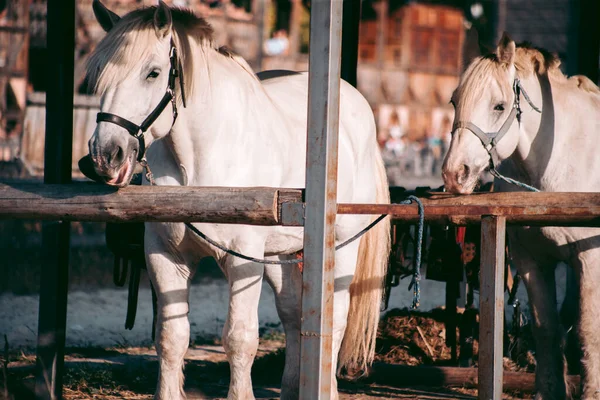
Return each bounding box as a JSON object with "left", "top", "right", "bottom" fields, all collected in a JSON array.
[
  {"left": 86, "top": 0, "right": 185, "bottom": 187},
  {"left": 442, "top": 33, "right": 525, "bottom": 194}
]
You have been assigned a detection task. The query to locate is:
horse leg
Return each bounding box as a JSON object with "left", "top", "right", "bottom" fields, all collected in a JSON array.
[
  {"left": 511, "top": 235, "right": 565, "bottom": 399},
  {"left": 222, "top": 244, "right": 265, "bottom": 400},
  {"left": 264, "top": 256, "right": 302, "bottom": 400},
  {"left": 145, "top": 236, "right": 194, "bottom": 400},
  {"left": 330, "top": 240, "right": 362, "bottom": 399},
  {"left": 573, "top": 246, "right": 600, "bottom": 399}
]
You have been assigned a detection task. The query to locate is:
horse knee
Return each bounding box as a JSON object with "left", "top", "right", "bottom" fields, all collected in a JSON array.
[
  {"left": 156, "top": 317, "right": 190, "bottom": 359},
  {"left": 223, "top": 319, "right": 259, "bottom": 357}
]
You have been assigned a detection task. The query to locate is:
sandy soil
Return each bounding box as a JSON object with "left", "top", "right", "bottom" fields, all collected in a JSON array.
[{"left": 1, "top": 271, "right": 503, "bottom": 350}]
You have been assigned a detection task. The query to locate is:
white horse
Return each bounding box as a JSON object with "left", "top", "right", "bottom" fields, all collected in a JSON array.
[
  {"left": 443, "top": 33, "right": 600, "bottom": 399},
  {"left": 86, "top": 1, "right": 390, "bottom": 399}
]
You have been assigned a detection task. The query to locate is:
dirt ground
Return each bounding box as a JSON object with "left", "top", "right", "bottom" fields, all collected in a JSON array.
[{"left": 2, "top": 308, "right": 540, "bottom": 400}]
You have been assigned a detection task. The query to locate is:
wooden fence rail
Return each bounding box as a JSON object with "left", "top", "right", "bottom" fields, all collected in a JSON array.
[
  {"left": 2, "top": 181, "right": 600, "bottom": 399},
  {"left": 0, "top": 183, "right": 302, "bottom": 225},
  {"left": 3, "top": 183, "right": 600, "bottom": 228}
]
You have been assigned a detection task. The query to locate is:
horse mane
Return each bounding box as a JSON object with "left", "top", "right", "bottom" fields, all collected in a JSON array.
[
  {"left": 513, "top": 42, "right": 600, "bottom": 95},
  {"left": 86, "top": 5, "right": 256, "bottom": 97},
  {"left": 458, "top": 42, "right": 600, "bottom": 101}
]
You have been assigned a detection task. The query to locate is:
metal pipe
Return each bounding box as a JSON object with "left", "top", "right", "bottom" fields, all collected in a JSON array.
[{"left": 299, "top": 0, "right": 343, "bottom": 397}]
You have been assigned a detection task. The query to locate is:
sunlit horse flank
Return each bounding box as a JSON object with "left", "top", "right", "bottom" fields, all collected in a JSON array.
[
  {"left": 443, "top": 33, "right": 600, "bottom": 399},
  {"left": 86, "top": 1, "right": 391, "bottom": 399}
]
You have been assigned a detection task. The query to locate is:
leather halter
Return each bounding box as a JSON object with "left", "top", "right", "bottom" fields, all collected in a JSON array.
[
  {"left": 96, "top": 39, "right": 187, "bottom": 162},
  {"left": 452, "top": 78, "right": 541, "bottom": 169}
]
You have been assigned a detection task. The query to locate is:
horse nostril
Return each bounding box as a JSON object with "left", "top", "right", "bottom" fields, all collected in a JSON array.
[
  {"left": 107, "top": 145, "right": 125, "bottom": 167},
  {"left": 457, "top": 164, "right": 470, "bottom": 184}
]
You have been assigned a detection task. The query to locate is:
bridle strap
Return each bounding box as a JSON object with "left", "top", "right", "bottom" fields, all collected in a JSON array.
[
  {"left": 97, "top": 112, "right": 141, "bottom": 137},
  {"left": 453, "top": 107, "right": 518, "bottom": 149},
  {"left": 139, "top": 91, "right": 175, "bottom": 133},
  {"left": 452, "top": 78, "right": 541, "bottom": 169},
  {"left": 95, "top": 39, "right": 185, "bottom": 162}
]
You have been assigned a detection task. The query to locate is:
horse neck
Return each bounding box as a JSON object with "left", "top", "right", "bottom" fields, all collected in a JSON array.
[
  {"left": 167, "top": 46, "right": 279, "bottom": 185},
  {"left": 511, "top": 70, "right": 600, "bottom": 190}
]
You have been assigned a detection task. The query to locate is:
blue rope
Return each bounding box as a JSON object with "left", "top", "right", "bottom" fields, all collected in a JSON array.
[
  {"left": 400, "top": 195, "right": 425, "bottom": 309},
  {"left": 490, "top": 168, "right": 540, "bottom": 192}
]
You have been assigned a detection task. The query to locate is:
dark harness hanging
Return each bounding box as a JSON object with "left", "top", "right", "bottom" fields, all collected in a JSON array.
[{"left": 96, "top": 39, "right": 186, "bottom": 161}]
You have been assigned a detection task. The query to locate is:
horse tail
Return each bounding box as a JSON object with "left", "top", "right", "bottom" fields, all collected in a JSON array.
[{"left": 338, "top": 147, "right": 391, "bottom": 374}]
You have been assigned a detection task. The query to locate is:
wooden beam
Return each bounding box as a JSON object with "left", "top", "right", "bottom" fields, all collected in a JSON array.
[
  {"left": 0, "top": 183, "right": 303, "bottom": 225},
  {"left": 5, "top": 185, "right": 600, "bottom": 227},
  {"left": 368, "top": 363, "right": 581, "bottom": 395},
  {"left": 337, "top": 192, "right": 600, "bottom": 226},
  {"left": 478, "top": 216, "right": 506, "bottom": 400}
]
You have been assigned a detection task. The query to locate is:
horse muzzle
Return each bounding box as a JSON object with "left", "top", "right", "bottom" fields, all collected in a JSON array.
[
  {"left": 442, "top": 163, "right": 481, "bottom": 195},
  {"left": 80, "top": 143, "right": 138, "bottom": 187}
]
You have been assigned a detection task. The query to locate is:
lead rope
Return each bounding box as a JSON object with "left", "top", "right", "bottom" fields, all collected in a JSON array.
[
  {"left": 142, "top": 160, "right": 424, "bottom": 308},
  {"left": 489, "top": 168, "right": 540, "bottom": 192},
  {"left": 407, "top": 195, "right": 424, "bottom": 309}
]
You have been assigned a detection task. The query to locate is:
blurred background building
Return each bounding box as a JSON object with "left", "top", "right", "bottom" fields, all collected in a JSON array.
[{"left": 0, "top": 0, "right": 598, "bottom": 183}]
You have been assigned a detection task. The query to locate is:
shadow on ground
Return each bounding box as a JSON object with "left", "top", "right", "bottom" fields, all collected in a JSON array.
[{"left": 4, "top": 346, "right": 481, "bottom": 399}]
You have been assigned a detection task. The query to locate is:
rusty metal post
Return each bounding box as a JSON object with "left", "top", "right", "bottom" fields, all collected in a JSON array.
[
  {"left": 478, "top": 216, "right": 506, "bottom": 400},
  {"left": 299, "top": 0, "right": 343, "bottom": 397}
]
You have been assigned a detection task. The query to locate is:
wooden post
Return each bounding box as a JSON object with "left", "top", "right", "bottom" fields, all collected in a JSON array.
[
  {"left": 478, "top": 216, "right": 506, "bottom": 400},
  {"left": 375, "top": 0, "right": 387, "bottom": 69},
  {"left": 288, "top": 0, "right": 302, "bottom": 61},
  {"left": 576, "top": 0, "right": 600, "bottom": 83},
  {"left": 299, "top": 0, "right": 343, "bottom": 397},
  {"left": 252, "top": 0, "right": 266, "bottom": 70},
  {"left": 341, "top": 0, "right": 361, "bottom": 87},
  {"left": 34, "top": 0, "right": 75, "bottom": 398}
]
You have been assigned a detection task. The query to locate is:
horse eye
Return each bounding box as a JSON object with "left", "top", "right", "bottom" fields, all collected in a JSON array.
[
  {"left": 494, "top": 103, "right": 505, "bottom": 111},
  {"left": 146, "top": 70, "right": 160, "bottom": 80}
]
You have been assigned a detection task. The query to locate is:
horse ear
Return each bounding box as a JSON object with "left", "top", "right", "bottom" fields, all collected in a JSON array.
[
  {"left": 92, "top": 0, "right": 120, "bottom": 32},
  {"left": 496, "top": 32, "right": 516, "bottom": 65},
  {"left": 154, "top": 0, "right": 173, "bottom": 38}
]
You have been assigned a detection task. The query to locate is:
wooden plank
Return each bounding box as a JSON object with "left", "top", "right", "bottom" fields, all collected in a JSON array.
[
  {"left": 0, "top": 183, "right": 301, "bottom": 225},
  {"left": 368, "top": 363, "right": 581, "bottom": 395},
  {"left": 478, "top": 216, "right": 506, "bottom": 400}
]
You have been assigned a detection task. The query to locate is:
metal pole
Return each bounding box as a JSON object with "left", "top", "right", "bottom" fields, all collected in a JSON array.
[
  {"left": 478, "top": 216, "right": 506, "bottom": 400},
  {"left": 34, "top": 0, "right": 75, "bottom": 397},
  {"left": 299, "top": 0, "right": 343, "bottom": 398},
  {"left": 341, "top": 0, "right": 361, "bottom": 87}
]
